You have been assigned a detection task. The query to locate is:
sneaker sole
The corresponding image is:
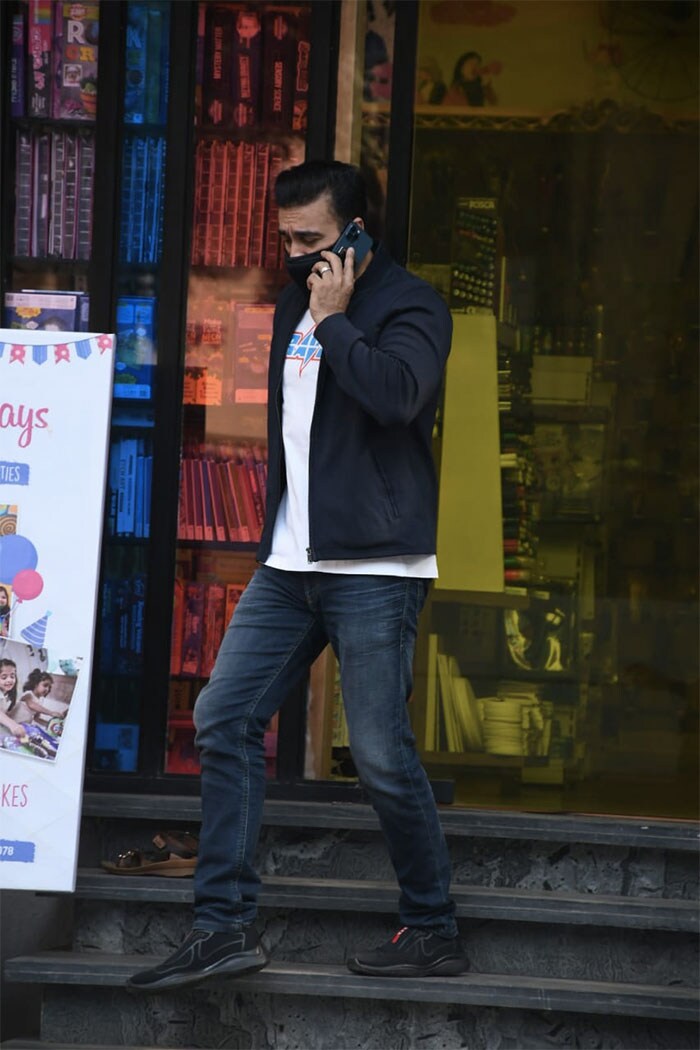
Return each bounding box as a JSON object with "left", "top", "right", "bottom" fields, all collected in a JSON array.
[
  {"left": 127, "top": 946, "right": 268, "bottom": 992},
  {"left": 347, "top": 956, "right": 470, "bottom": 978}
]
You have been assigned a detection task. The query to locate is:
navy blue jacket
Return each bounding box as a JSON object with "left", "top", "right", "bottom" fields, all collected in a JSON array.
[{"left": 257, "top": 243, "right": 453, "bottom": 563}]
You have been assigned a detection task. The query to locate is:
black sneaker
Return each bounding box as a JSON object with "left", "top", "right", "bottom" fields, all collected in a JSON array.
[
  {"left": 127, "top": 927, "right": 268, "bottom": 991},
  {"left": 347, "top": 926, "right": 469, "bottom": 978}
]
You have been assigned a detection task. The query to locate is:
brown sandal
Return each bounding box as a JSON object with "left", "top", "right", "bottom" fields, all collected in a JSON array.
[{"left": 101, "top": 830, "right": 199, "bottom": 877}]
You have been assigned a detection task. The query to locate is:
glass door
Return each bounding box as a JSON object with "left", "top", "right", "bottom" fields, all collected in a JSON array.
[
  {"left": 164, "top": 1, "right": 312, "bottom": 778},
  {"left": 89, "top": 0, "right": 172, "bottom": 773}
]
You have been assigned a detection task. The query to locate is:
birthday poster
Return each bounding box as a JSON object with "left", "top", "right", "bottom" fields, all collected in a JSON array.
[{"left": 0, "top": 329, "right": 113, "bottom": 891}]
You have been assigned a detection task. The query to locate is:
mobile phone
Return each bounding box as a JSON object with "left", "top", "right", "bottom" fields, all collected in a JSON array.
[{"left": 331, "top": 221, "right": 374, "bottom": 268}]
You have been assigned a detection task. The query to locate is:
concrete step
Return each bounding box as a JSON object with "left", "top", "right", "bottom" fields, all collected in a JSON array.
[
  {"left": 75, "top": 869, "right": 700, "bottom": 932},
  {"left": 1, "top": 1043, "right": 171, "bottom": 1050},
  {"left": 81, "top": 793, "right": 700, "bottom": 851},
  {"left": 4, "top": 951, "right": 699, "bottom": 1022}
]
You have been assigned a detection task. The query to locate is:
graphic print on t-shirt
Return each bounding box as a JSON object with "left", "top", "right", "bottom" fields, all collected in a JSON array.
[{"left": 286, "top": 319, "right": 321, "bottom": 375}]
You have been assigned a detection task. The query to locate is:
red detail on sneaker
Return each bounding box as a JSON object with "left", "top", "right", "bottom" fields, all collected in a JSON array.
[{"left": 391, "top": 927, "right": 409, "bottom": 944}]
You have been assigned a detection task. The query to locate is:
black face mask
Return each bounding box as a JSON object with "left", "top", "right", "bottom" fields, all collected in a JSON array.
[{"left": 284, "top": 246, "right": 334, "bottom": 291}]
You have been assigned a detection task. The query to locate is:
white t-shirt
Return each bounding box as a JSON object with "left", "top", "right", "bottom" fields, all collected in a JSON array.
[{"left": 265, "top": 309, "right": 438, "bottom": 578}]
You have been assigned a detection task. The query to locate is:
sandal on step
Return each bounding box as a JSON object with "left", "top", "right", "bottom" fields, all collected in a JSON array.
[{"left": 101, "top": 829, "right": 199, "bottom": 877}]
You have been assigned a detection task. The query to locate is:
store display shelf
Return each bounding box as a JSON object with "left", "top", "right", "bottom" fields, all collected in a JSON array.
[
  {"left": 422, "top": 749, "right": 523, "bottom": 767},
  {"left": 11, "top": 115, "right": 96, "bottom": 131},
  {"left": 10, "top": 256, "right": 89, "bottom": 271},
  {"left": 431, "top": 588, "right": 530, "bottom": 609},
  {"left": 176, "top": 539, "right": 259, "bottom": 552}
]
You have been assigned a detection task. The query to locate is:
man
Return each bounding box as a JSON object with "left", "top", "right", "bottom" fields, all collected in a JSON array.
[{"left": 129, "top": 160, "right": 467, "bottom": 991}]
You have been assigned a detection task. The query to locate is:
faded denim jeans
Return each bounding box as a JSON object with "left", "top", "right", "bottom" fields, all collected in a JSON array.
[{"left": 193, "top": 564, "right": 457, "bottom": 937}]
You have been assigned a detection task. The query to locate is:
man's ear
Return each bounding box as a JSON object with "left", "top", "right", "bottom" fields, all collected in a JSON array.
[{"left": 352, "top": 216, "right": 366, "bottom": 230}]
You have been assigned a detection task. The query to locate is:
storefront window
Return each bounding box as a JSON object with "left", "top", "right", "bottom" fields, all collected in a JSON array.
[
  {"left": 164, "top": 1, "right": 311, "bottom": 777},
  {"left": 400, "top": 0, "right": 698, "bottom": 817}
]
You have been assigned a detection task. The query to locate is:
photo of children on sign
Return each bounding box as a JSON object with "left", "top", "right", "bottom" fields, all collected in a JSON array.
[
  {"left": 0, "top": 637, "right": 80, "bottom": 763},
  {"left": 0, "top": 504, "right": 81, "bottom": 763}
]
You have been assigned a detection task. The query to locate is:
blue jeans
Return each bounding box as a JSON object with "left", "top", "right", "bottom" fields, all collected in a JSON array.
[{"left": 192, "top": 564, "right": 457, "bottom": 937}]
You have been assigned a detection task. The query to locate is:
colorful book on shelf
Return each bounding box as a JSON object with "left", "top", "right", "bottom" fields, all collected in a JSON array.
[
  {"left": 145, "top": 1, "right": 170, "bottom": 126},
  {"left": 14, "top": 130, "right": 33, "bottom": 257},
  {"left": 202, "top": 4, "right": 236, "bottom": 127},
  {"left": 48, "top": 132, "right": 66, "bottom": 257},
  {"left": 124, "top": 1, "right": 148, "bottom": 123},
  {"left": 190, "top": 454, "right": 204, "bottom": 541},
  {"left": 203, "top": 139, "right": 228, "bottom": 266},
  {"left": 182, "top": 458, "right": 196, "bottom": 541},
  {"left": 176, "top": 463, "right": 188, "bottom": 541},
  {"left": 10, "top": 12, "right": 26, "bottom": 118},
  {"left": 129, "top": 574, "right": 147, "bottom": 665},
  {"left": 293, "top": 9, "right": 311, "bottom": 132},
  {"left": 76, "top": 132, "right": 95, "bottom": 259},
  {"left": 197, "top": 454, "right": 215, "bottom": 542},
  {"left": 264, "top": 146, "right": 284, "bottom": 268},
  {"left": 126, "top": 136, "right": 148, "bottom": 262},
  {"left": 201, "top": 582, "right": 226, "bottom": 677},
  {"left": 224, "top": 458, "right": 251, "bottom": 542},
  {"left": 222, "top": 141, "right": 242, "bottom": 267},
  {"left": 31, "top": 131, "right": 50, "bottom": 257},
  {"left": 436, "top": 652, "right": 464, "bottom": 752},
  {"left": 144, "top": 136, "right": 166, "bottom": 263},
  {"left": 262, "top": 7, "right": 297, "bottom": 130},
  {"left": 232, "top": 303, "right": 273, "bottom": 404},
  {"left": 242, "top": 447, "right": 265, "bottom": 536},
  {"left": 216, "top": 460, "right": 243, "bottom": 541},
  {"left": 191, "top": 139, "right": 212, "bottom": 264},
  {"left": 234, "top": 142, "right": 255, "bottom": 267},
  {"left": 114, "top": 296, "right": 157, "bottom": 400},
  {"left": 205, "top": 455, "right": 227, "bottom": 542},
  {"left": 231, "top": 7, "right": 262, "bottom": 128},
  {"left": 423, "top": 632, "right": 439, "bottom": 751},
  {"left": 449, "top": 660, "right": 484, "bottom": 751},
  {"left": 27, "top": 0, "right": 53, "bottom": 119},
  {"left": 106, "top": 441, "right": 120, "bottom": 535},
  {"left": 194, "top": 2, "right": 205, "bottom": 123},
  {"left": 249, "top": 143, "right": 270, "bottom": 267},
  {"left": 116, "top": 437, "right": 139, "bottom": 536},
  {"left": 144, "top": 452, "right": 153, "bottom": 538},
  {"left": 134, "top": 439, "right": 147, "bottom": 538},
  {"left": 99, "top": 578, "right": 116, "bottom": 673},
  {"left": 181, "top": 582, "right": 206, "bottom": 677},
  {"left": 232, "top": 451, "right": 261, "bottom": 543},
  {"left": 183, "top": 298, "right": 229, "bottom": 405},
  {"left": 224, "top": 582, "right": 246, "bottom": 626},
  {"left": 65, "top": 133, "right": 80, "bottom": 257},
  {"left": 53, "top": 2, "right": 99, "bottom": 120},
  {"left": 3, "top": 290, "right": 88, "bottom": 332}
]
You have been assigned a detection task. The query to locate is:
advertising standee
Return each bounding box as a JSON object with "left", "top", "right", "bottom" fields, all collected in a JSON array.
[{"left": 0, "top": 328, "right": 113, "bottom": 891}]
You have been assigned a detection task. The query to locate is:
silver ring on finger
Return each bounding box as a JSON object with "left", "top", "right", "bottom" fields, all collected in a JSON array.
[{"left": 317, "top": 265, "right": 332, "bottom": 276}]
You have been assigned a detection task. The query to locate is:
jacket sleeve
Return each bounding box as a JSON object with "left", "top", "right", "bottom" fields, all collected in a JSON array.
[{"left": 314, "top": 287, "right": 453, "bottom": 426}]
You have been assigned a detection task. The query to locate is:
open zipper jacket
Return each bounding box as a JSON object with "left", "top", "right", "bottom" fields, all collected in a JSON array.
[{"left": 257, "top": 242, "right": 453, "bottom": 564}]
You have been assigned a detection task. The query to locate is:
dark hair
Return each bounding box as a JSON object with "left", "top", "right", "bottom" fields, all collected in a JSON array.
[
  {"left": 0, "top": 657, "right": 18, "bottom": 712},
  {"left": 452, "top": 51, "right": 482, "bottom": 82},
  {"left": 23, "top": 668, "right": 54, "bottom": 694},
  {"left": 275, "top": 161, "right": 368, "bottom": 226}
]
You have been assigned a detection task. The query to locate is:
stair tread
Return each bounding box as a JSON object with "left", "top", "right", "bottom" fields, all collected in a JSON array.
[
  {"left": 81, "top": 793, "right": 700, "bottom": 852},
  {"left": 74, "top": 869, "right": 700, "bottom": 931},
  {"left": 4, "top": 951, "right": 699, "bottom": 1021},
  {"left": 1, "top": 1043, "right": 171, "bottom": 1050}
]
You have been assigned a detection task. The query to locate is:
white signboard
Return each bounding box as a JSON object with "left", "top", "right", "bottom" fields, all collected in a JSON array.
[{"left": 0, "top": 329, "right": 113, "bottom": 891}]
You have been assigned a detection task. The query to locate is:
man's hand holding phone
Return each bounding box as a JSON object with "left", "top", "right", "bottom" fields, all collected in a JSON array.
[
  {"left": 307, "top": 248, "right": 355, "bottom": 324},
  {"left": 308, "top": 221, "right": 374, "bottom": 324}
]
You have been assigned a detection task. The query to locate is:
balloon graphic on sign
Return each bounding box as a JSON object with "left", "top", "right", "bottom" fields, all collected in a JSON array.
[
  {"left": 12, "top": 569, "right": 44, "bottom": 602},
  {"left": 0, "top": 534, "right": 38, "bottom": 582}
]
